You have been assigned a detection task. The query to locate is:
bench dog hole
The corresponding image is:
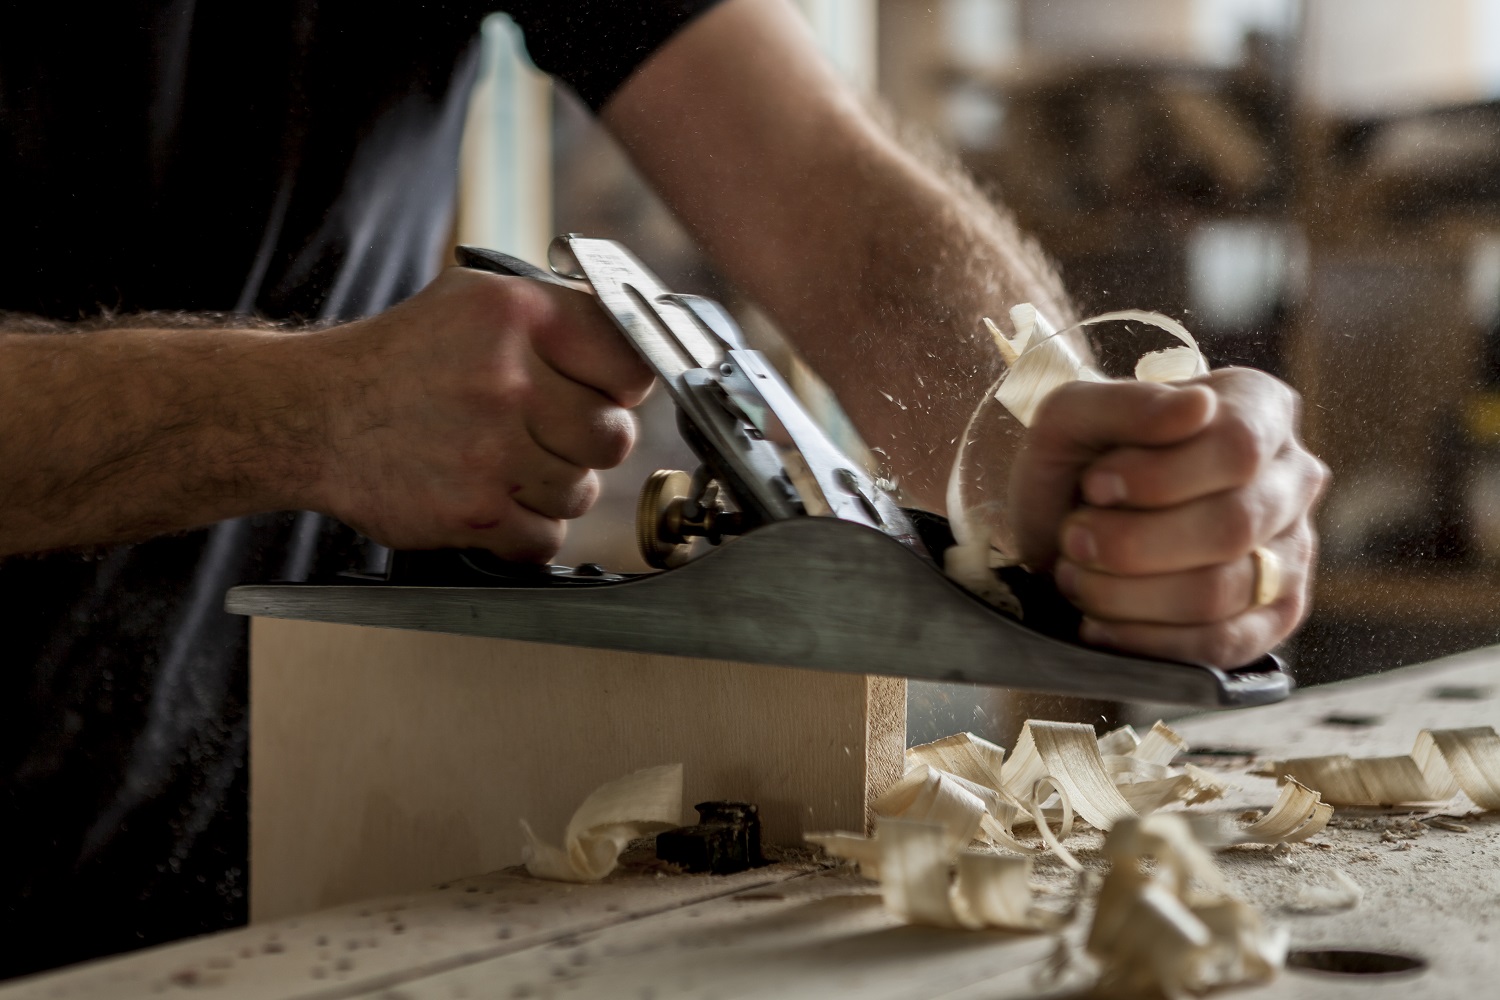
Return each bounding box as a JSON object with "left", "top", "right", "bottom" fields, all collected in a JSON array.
[
  {"left": 1319, "top": 714, "right": 1382, "bottom": 728},
  {"left": 1428, "top": 685, "right": 1492, "bottom": 701},
  {"left": 1286, "top": 949, "right": 1427, "bottom": 977}
]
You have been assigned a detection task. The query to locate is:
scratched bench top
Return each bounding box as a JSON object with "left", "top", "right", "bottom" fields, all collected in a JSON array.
[{"left": 6, "top": 647, "right": 1500, "bottom": 999}]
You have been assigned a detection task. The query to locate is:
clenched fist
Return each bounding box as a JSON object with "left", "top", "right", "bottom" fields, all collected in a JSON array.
[
  {"left": 309, "top": 267, "right": 655, "bottom": 561},
  {"left": 1009, "top": 368, "right": 1328, "bottom": 668}
]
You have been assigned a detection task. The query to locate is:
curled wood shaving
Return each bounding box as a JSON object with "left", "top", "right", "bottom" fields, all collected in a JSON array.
[
  {"left": 1196, "top": 779, "right": 1333, "bottom": 849},
  {"left": 1098, "top": 725, "right": 1144, "bottom": 756},
  {"left": 812, "top": 817, "right": 1294, "bottom": 995},
  {"left": 810, "top": 819, "right": 1060, "bottom": 932},
  {"left": 1106, "top": 722, "right": 1229, "bottom": 816},
  {"left": 1268, "top": 726, "right": 1500, "bottom": 809},
  {"left": 520, "top": 764, "right": 683, "bottom": 882},
  {"left": 1134, "top": 721, "right": 1192, "bottom": 766},
  {"left": 1001, "top": 721, "right": 1137, "bottom": 831},
  {"left": 907, "top": 730, "right": 1007, "bottom": 788},
  {"left": 883, "top": 731, "right": 1082, "bottom": 869},
  {"left": 863, "top": 721, "right": 1245, "bottom": 884},
  {"left": 980, "top": 776, "right": 1083, "bottom": 872},
  {"left": 989, "top": 305, "right": 1105, "bottom": 428},
  {"left": 1116, "top": 764, "right": 1231, "bottom": 816},
  {"left": 945, "top": 305, "right": 1207, "bottom": 600},
  {"left": 812, "top": 730, "right": 1311, "bottom": 993},
  {"left": 1088, "top": 815, "right": 1287, "bottom": 998},
  {"left": 1241, "top": 780, "right": 1334, "bottom": 844},
  {"left": 870, "top": 763, "right": 990, "bottom": 853}
]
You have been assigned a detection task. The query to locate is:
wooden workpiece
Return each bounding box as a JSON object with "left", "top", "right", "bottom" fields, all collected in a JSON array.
[
  {"left": 8, "top": 646, "right": 1500, "bottom": 998},
  {"left": 247, "top": 617, "right": 904, "bottom": 920}
]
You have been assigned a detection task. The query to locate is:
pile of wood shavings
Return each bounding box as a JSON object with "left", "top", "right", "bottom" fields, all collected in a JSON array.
[
  {"left": 807, "top": 721, "right": 1341, "bottom": 998},
  {"left": 811, "top": 721, "right": 1327, "bottom": 875}
]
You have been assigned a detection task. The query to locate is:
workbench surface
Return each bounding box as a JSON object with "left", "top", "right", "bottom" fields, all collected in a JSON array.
[{"left": 7, "top": 647, "right": 1499, "bottom": 999}]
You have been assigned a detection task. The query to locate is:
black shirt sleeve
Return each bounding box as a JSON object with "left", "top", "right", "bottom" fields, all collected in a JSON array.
[{"left": 503, "top": 1, "right": 725, "bottom": 111}]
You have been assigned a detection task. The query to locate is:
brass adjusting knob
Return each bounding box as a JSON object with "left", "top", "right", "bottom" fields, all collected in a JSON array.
[{"left": 635, "top": 469, "right": 744, "bottom": 569}]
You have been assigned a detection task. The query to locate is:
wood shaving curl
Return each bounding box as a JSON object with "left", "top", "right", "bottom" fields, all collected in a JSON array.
[
  {"left": 1268, "top": 726, "right": 1500, "bottom": 809},
  {"left": 520, "top": 764, "right": 683, "bottom": 882},
  {"left": 1088, "top": 814, "right": 1287, "bottom": 998}
]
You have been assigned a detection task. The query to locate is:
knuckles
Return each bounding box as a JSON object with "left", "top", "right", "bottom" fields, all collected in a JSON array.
[
  {"left": 1212, "top": 412, "right": 1265, "bottom": 486},
  {"left": 453, "top": 267, "right": 553, "bottom": 333},
  {"left": 550, "top": 470, "right": 602, "bottom": 521},
  {"left": 591, "top": 410, "right": 637, "bottom": 470}
]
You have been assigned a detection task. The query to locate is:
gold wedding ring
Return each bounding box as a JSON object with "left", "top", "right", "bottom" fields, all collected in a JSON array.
[{"left": 1249, "top": 545, "right": 1282, "bottom": 609}]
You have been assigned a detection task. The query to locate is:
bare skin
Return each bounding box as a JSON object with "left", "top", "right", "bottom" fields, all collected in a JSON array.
[
  {"left": 1012, "top": 372, "right": 1327, "bottom": 666},
  {"left": 0, "top": 269, "right": 653, "bottom": 560},
  {"left": 0, "top": 0, "right": 1325, "bottom": 667},
  {"left": 602, "top": 0, "right": 1327, "bottom": 667}
]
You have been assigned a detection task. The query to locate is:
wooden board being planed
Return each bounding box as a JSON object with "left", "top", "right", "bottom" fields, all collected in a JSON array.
[{"left": 248, "top": 617, "right": 905, "bottom": 921}]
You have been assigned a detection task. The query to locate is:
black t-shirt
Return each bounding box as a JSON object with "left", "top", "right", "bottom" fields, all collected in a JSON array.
[{"left": 0, "top": 0, "right": 718, "bottom": 978}]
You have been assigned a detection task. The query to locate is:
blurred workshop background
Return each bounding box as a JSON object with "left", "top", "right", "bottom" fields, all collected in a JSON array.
[{"left": 454, "top": 0, "right": 1500, "bottom": 742}]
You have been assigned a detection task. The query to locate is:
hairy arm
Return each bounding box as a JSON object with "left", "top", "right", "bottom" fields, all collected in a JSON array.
[
  {"left": 603, "top": 0, "right": 1326, "bottom": 667},
  {"left": 0, "top": 269, "right": 653, "bottom": 560},
  {"left": 0, "top": 317, "right": 325, "bottom": 555},
  {"left": 601, "top": 0, "right": 1070, "bottom": 510}
]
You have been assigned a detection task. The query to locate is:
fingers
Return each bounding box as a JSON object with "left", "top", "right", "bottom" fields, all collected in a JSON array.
[
  {"left": 512, "top": 278, "right": 657, "bottom": 407},
  {"left": 436, "top": 443, "right": 595, "bottom": 561},
  {"left": 1058, "top": 443, "right": 1327, "bottom": 576},
  {"left": 1031, "top": 378, "right": 1219, "bottom": 455},
  {"left": 1011, "top": 380, "right": 1216, "bottom": 567},
  {"left": 1005, "top": 366, "right": 1328, "bottom": 668},
  {"left": 1056, "top": 518, "right": 1314, "bottom": 627},
  {"left": 507, "top": 444, "right": 601, "bottom": 522},
  {"left": 324, "top": 268, "right": 658, "bottom": 564},
  {"left": 342, "top": 488, "right": 571, "bottom": 565},
  {"left": 524, "top": 353, "right": 639, "bottom": 470},
  {"left": 463, "top": 502, "right": 569, "bottom": 564},
  {"left": 1080, "top": 368, "right": 1298, "bottom": 509},
  {"left": 1079, "top": 603, "right": 1296, "bottom": 670},
  {"left": 1071, "top": 519, "right": 1315, "bottom": 667}
]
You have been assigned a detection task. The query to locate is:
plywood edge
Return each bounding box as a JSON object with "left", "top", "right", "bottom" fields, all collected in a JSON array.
[{"left": 865, "top": 675, "right": 907, "bottom": 829}]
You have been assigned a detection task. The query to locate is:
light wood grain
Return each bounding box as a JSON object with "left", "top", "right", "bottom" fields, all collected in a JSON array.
[
  {"left": 249, "top": 618, "right": 904, "bottom": 921},
  {"left": 15, "top": 645, "right": 1500, "bottom": 999},
  {"left": 0, "top": 859, "right": 824, "bottom": 1000}
]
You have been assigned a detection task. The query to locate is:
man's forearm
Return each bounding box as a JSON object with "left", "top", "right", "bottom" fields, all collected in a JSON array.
[
  {"left": 0, "top": 321, "right": 325, "bottom": 556},
  {"left": 603, "top": 0, "right": 1325, "bottom": 669},
  {"left": 0, "top": 268, "right": 659, "bottom": 563},
  {"left": 603, "top": 0, "right": 1072, "bottom": 509}
]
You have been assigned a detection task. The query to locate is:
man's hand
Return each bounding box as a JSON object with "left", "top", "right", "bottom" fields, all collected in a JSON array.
[
  {"left": 313, "top": 267, "right": 654, "bottom": 561},
  {"left": 0, "top": 266, "right": 652, "bottom": 559},
  {"left": 597, "top": 0, "right": 1327, "bottom": 667},
  {"left": 1009, "top": 368, "right": 1328, "bottom": 668}
]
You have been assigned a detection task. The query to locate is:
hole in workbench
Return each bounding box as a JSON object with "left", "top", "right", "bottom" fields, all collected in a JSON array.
[
  {"left": 1319, "top": 713, "right": 1383, "bottom": 727},
  {"left": 1428, "top": 685, "right": 1493, "bottom": 700},
  {"left": 1286, "top": 949, "right": 1427, "bottom": 977},
  {"left": 1180, "top": 745, "right": 1258, "bottom": 758}
]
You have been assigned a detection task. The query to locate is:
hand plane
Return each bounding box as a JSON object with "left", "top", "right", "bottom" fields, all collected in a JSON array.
[{"left": 225, "top": 236, "right": 1291, "bottom": 708}]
